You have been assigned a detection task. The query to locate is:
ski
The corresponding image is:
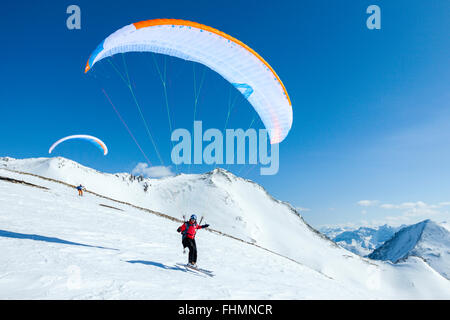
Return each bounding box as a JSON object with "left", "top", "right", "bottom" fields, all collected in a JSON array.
[
  {"left": 185, "top": 264, "right": 214, "bottom": 277},
  {"left": 176, "top": 263, "right": 207, "bottom": 277},
  {"left": 176, "top": 263, "right": 214, "bottom": 277}
]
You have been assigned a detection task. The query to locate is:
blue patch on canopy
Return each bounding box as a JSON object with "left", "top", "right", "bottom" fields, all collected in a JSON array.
[
  {"left": 231, "top": 83, "right": 254, "bottom": 99},
  {"left": 88, "top": 40, "right": 105, "bottom": 67}
]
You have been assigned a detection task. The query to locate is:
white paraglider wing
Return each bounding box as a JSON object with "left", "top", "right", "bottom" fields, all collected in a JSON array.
[
  {"left": 49, "top": 135, "right": 108, "bottom": 155},
  {"left": 85, "top": 19, "right": 292, "bottom": 144}
]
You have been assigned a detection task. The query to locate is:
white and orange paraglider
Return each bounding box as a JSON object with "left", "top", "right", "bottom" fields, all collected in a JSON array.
[
  {"left": 84, "top": 19, "right": 293, "bottom": 144},
  {"left": 49, "top": 135, "right": 108, "bottom": 155}
]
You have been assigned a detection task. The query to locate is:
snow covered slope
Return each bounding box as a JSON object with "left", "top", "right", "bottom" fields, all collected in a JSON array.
[
  {"left": 1, "top": 157, "right": 450, "bottom": 299},
  {"left": 0, "top": 157, "right": 321, "bottom": 252},
  {"left": 0, "top": 170, "right": 354, "bottom": 299},
  {"left": 321, "top": 225, "right": 404, "bottom": 256},
  {"left": 441, "top": 221, "right": 450, "bottom": 232},
  {"left": 369, "top": 220, "right": 450, "bottom": 280}
]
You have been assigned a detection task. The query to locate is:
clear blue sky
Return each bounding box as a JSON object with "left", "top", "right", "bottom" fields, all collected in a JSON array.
[{"left": 1, "top": 0, "right": 449, "bottom": 227}]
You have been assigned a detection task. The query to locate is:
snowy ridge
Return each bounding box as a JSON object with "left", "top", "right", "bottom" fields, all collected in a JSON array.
[
  {"left": 1, "top": 156, "right": 450, "bottom": 298},
  {"left": 0, "top": 167, "right": 328, "bottom": 277},
  {"left": 0, "top": 157, "right": 337, "bottom": 259},
  {"left": 0, "top": 171, "right": 347, "bottom": 298},
  {"left": 369, "top": 220, "right": 450, "bottom": 279}
]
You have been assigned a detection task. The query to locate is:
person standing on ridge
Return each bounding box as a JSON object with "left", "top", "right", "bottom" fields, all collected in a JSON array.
[
  {"left": 177, "top": 214, "right": 209, "bottom": 268},
  {"left": 76, "top": 184, "right": 85, "bottom": 197}
]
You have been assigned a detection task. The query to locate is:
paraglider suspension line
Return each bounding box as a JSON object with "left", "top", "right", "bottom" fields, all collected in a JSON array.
[{"left": 108, "top": 57, "right": 165, "bottom": 166}]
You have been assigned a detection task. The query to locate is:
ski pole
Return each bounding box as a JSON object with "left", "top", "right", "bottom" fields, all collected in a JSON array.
[{"left": 181, "top": 214, "right": 186, "bottom": 254}]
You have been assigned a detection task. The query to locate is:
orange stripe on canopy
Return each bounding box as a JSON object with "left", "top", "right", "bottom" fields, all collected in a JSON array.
[{"left": 133, "top": 19, "right": 291, "bottom": 108}]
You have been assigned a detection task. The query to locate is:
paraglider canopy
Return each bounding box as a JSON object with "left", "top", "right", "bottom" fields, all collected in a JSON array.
[
  {"left": 49, "top": 135, "right": 108, "bottom": 155},
  {"left": 84, "top": 19, "right": 293, "bottom": 144}
]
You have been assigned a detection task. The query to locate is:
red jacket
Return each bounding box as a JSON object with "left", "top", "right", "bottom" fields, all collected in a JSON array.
[{"left": 178, "top": 222, "right": 203, "bottom": 239}]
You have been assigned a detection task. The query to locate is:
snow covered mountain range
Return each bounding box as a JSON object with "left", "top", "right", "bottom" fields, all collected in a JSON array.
[
  {"left": 322, "top": 220, "right": 450, "bottom": 281},
  {"left": 320, "top": 225, "right": 405, "bottom": 256},
  {"left": 369, "top": 220, "right": 450, "bottom": 280},
  {"left": 0, "top": 156, "right": 449, "bottom": 299}
]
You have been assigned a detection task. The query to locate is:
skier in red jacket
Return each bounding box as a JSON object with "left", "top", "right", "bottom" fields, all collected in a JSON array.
[{"left": 177, "top": 214, "right": 209, "bottom": 268}]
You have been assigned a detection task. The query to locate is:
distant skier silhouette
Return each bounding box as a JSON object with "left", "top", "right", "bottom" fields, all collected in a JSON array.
[
  {"left": 177, "top": 214, "right": 209, "bottom": 268},
  {"left": 76, "top": 184, "right": 86, "bottom": 197}
]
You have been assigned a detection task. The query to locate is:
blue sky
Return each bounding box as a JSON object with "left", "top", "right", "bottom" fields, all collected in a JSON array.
[{"left": 1, "top": 0, "right": 449, "bottom": 228}]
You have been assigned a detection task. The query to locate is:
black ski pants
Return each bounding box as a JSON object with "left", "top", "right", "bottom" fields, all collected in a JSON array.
[{"left": 182, "top": 237, "right": 197, "bottom": 263}]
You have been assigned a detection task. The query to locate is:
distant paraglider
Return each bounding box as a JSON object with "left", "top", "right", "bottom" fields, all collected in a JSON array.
[
  {"left": 84, "top": 19, "right": 293, "bottom": 144},
  {"left": 49, "top": 135, "right": 108, "bottom": 155}
]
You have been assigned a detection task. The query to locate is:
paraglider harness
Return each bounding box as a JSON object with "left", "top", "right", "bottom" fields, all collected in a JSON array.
[
  {"left": 181, "top": 221, "right": 197, "bottom": 240},
  {"left": 180, "top": 215, "right": 203, "bottom": 240},
  {"left": 76, "top": 185, "right": 85, "bottom": 196}
]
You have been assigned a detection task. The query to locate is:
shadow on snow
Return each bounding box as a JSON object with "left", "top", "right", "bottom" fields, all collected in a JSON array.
[
  {"left": 0, "top": 229, "right": 118, "bottom": 251},
  {"left": 126, "top": 260, "right": 204, "bottom": 276}
]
